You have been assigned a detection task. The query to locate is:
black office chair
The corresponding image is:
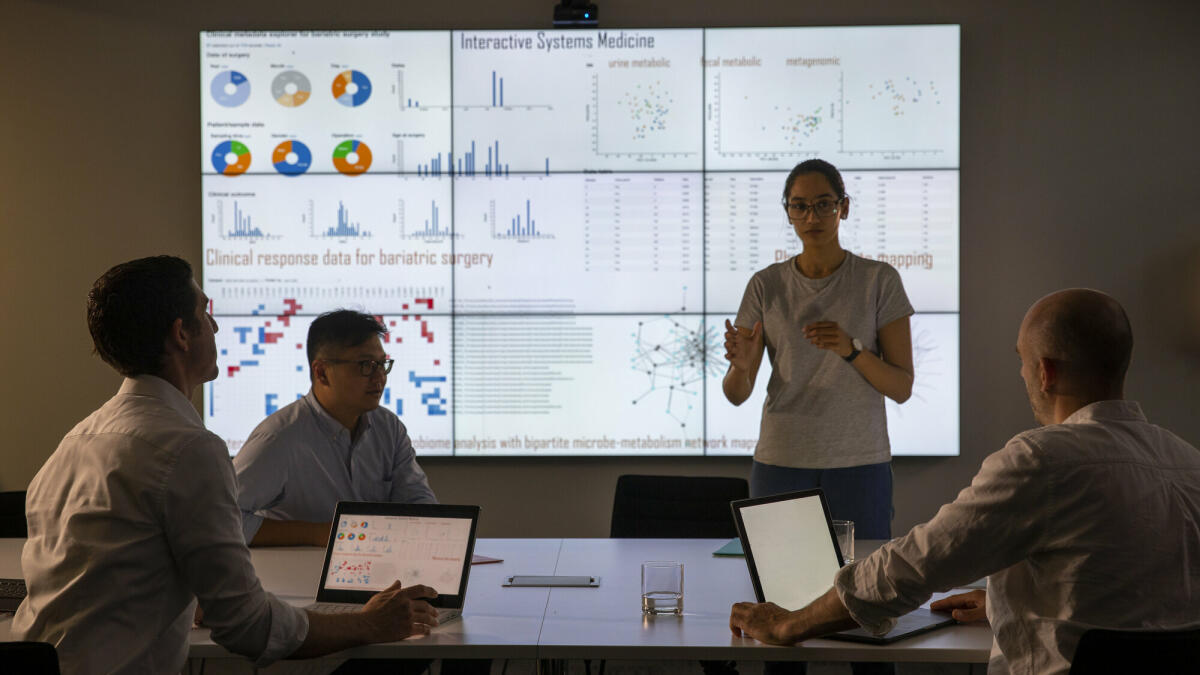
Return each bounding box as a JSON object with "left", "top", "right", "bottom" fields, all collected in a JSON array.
[
  {"left": 0, "top": 491, "right": 27, "bottom": 538},
  {"left": 609, "top": 474, "right": 749, "bottom": 538},
  {"left": 606, "top": 475, "right": 749, "bottom": 675},
  {"left": 0, "top": 641, "right": 61, "bottom": 674},
  {"left": 1069, "top": 626, "right": 1200, "bottom": 673}
]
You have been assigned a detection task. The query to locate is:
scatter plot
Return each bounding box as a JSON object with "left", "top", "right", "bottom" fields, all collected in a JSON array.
[
  {"left": 618, "top": 82, "right": 673, "bottom": 140},
  {"left": 780, "top": 106, "right": 825, "bottom": 146},
  {"left": 629, "top": 316, "right": 725, "bottom": 428},
  {"left": 867, "top": 77, "right": 942, "bottom": 117}
]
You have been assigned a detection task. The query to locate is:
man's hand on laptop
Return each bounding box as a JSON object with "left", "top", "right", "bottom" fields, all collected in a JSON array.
[
  {"left": 930, "top": 589, "right": 987, "bottom": 623},
  {"left": 361, "top": 580, "right": 440, "bottom": 640},
  {"left": 731, "top": 588, "right": 859, "bottom": 644},
  {"left": 729, "top": 601, "right": 797, "bottom": 645}
]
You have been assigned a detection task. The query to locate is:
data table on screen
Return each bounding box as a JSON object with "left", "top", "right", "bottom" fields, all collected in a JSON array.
[
  {"left": 704, "top": 169, "right": 959, "bottom": 314},
  {"left": 452, "top": 173, "right": 703, "bottom": 314}
]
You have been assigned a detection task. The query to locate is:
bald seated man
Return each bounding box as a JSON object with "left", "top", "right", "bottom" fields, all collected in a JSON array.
[{"left": 730, "top": 289, "right": 1200, "bottom": 674}]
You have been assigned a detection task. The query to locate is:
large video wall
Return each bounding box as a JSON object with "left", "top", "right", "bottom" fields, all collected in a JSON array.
[{"left": 201, "top": 26, "right": 960, "bottom": 456}]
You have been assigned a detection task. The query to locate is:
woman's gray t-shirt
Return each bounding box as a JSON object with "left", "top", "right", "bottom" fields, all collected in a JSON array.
[{"left": 734, "top": 252, "right": 914, "bottom": 469}]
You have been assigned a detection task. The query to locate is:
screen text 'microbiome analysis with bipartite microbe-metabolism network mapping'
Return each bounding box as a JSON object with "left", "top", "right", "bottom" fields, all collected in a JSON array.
[{"left": 201, "top": 26, "right": 960, "bottom": 457}]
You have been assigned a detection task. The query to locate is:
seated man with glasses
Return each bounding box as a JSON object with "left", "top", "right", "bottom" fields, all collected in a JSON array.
[{"left": 235, "top": 309, "right": 437, "bottom": 547}]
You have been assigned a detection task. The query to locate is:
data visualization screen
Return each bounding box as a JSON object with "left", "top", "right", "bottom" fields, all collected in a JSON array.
[
  {"left": 201, "top": 26, "right": 960, "bottom": 457},
  {"left": 325, "top": 514, "right": 471, "bottom": 594}
]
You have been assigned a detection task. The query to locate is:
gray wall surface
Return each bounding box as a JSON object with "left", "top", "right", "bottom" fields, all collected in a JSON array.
[{"left": 2, "top": 0, "right": 1198, "bottom": 537}]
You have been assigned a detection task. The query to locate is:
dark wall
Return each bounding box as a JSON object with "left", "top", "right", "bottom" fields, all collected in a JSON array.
[{"left": 2, "top": 0, "right": 1198, "bottom": 536}]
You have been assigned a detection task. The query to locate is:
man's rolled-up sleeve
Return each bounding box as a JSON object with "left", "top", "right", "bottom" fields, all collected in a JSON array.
[
  {"left": 834, "top": 437, "right": 1050, "bottom": 635},
  {"left": 166, "top": 435, "right": 310, "bottom": 665}
]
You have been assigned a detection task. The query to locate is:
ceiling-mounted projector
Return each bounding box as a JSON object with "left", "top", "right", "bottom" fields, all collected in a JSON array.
[{"left": 553, "top": 0, "right": 598, "bottom": 27}]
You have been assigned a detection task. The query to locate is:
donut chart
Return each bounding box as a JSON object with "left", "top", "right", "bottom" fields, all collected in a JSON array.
[
  {"left": 210, "top": 70, "right": 250, "bottom": 107},
  {"left": 332, "top": 140, "right": 372, "bottom": 175},
  {"left": 211, "top": 140, "right": 252, "bottom": 175},
  {"left": 332, "top": 70, "right": 372, "bottom": 107},
  {"left": 272, "top": 140, "right": 312, "bottom": 176},
  {"left": 271, "top": 70, "right": 312, "bottom": 107}
]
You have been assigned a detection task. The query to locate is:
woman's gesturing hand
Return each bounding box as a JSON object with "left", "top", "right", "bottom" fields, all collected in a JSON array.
[
  {"left": 724, "top": 319, "right": 764, "bottom": 372},
  {"left": 803, "top": 321, "right": 852, "bottom": 358}
]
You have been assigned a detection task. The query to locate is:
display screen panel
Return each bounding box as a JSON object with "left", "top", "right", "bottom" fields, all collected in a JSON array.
[{"left": 201, "top": 26, "right": 959, "bottom": 456}]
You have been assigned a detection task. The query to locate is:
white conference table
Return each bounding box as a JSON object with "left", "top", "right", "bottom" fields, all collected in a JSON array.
[
  {"left": 0, "top": 538, "right": 992, "bottom": 666},
  {"left": 540, "top": 539, "right": 990, "bottom": 664}
]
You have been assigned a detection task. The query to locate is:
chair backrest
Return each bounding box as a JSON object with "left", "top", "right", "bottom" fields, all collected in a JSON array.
[
  {"left": 0, "top": 641, "right": 61, "bottom": 674},
  {"left": 0, "top": 491, "right": 27, "bottom": 538},
  {"left": 610, "top": 474, "right": 749, "bottom": 538},
  {"left": 1069, "top": 627, "right": 1200, "bottom": 673}
]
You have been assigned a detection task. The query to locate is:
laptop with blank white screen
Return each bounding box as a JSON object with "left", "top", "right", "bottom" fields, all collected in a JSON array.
[
  {"left": 308, "top": 501, "right": 480, "bottom": 624},
  {"left": 731, "top": 490, "right": 955, "bottom": 644}
]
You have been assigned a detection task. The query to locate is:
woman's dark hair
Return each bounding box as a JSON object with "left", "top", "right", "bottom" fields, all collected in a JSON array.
[
  {"left": 782, "top": 159, "right": 847, "bottom": 202},
  {"left": 87, "top": 255, "right": 199, "bottom": 377},
  {"left": 306, "top": 310, "right": 388, "bottom": 370}
]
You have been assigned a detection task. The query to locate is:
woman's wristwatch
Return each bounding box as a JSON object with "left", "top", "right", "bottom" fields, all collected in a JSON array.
[{"left": 844, "top": 337, "right": 863, "bottom": 363}]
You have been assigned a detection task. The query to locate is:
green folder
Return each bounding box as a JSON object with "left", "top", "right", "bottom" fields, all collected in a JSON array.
[{"left": 713, "top": 538, "right": 744, "bottom": 556}]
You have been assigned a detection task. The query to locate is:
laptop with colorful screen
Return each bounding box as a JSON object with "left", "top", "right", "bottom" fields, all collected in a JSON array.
[{"left": 308, "top": 501, "right": 480, "bottom": 624}]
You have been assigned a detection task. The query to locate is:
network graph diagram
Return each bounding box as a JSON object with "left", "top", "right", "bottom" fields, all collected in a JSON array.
[
  {"left": 452, "top": 315, "right": 710, "bottom": 457},
  {"left": 883, "top": 314, "right": 958, "bottom": 455},
  {"left": 629, "top": 316, "right": 725, "bottom": 430},
  {"left": 894, "top": 322, "right": 944, "bottom": 410}
]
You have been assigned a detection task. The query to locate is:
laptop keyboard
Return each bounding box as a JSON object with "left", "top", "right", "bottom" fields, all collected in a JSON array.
[
  {"left": 306, "top": 602, "right": 461, "bottom": 623},
  {"left": 0, "top": 578, "right": 27, "bottom": 612},
  {"left": 307, "top": 602, "right": 360, "bottom": 614}
]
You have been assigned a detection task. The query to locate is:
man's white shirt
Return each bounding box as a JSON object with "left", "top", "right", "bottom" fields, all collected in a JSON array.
[
  {"left": 836, "top": 400, "right": 1200, "bottom": 674},
  {"left": 13, "top": 375, "right": 308, "bottom": 674}
]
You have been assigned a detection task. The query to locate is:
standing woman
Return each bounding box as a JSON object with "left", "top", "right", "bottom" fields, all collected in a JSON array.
[{"left": 723, "top": 159, "right": 914, "bottom": 541}]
